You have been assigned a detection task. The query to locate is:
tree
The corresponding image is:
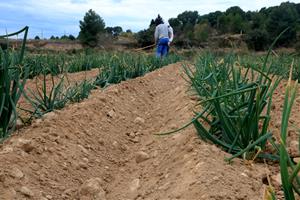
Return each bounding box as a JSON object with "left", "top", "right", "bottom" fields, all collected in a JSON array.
[
  {"left": 135, "top": 28, "right": 154, "bottom": 47},
  {"left": 218, "top": 14, "right": 230, "bottom": 33},
  {"left": 177, "top": 11, "right": 199, "bottom": 28},
  {"left": 228, "top": 13, "right": 246, "bottom": 33},
  {"left": 79, "top": 9, "right": 106, "bottom": 47},
  {"left": 135, "top": 15, "right": 164, "bottom": 47},
  {"left": 34, "top": 36, "right": 40, "bottom": 40},
  {"left": 199, "top": 11, "right": 222, "bottom": 28},
  {"left": 105, "top": 26, "right": 123, "bottom": 37},
  {"left": 150, "top": 19, "right": 155, "bottom": 27},
  {"left": 168, "top": 18, "right": 182, "bottom": 34},
  {"left": 266, "top": 2, "right": 298, "bottom": 46},
  {"left": 226, "top": 6, "right": 245, "bottom": 19},
  {"left": 60, "top": 35, "right": 68, "bottom": 40},
  {"left": 105, "top": 27, "right": 114, "bottom": 35},
  {"left": 112, "top": 26, "right": 123, "bottom": 36},
  {"left": 68, "top": 34, "right": 76, "bottom": 40},
  {"left": 50, "top": 35, "right": 56, "bottom": 40},
  {"left": 194, "top": 21, "right": 212, "bottom": 43},
  {"left": 251, "top": 13, "right": 266, "bottom": 30},
  {"left": 154, "top": 14, "right": 164, "bottom": 26},
  {"left": 245, "top": 29, "right": 269, "bottom": 51}
]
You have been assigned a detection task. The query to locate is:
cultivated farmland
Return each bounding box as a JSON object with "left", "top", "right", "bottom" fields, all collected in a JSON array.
[{"left": 1, "top": 19, "right": 300, "bottom": 200}]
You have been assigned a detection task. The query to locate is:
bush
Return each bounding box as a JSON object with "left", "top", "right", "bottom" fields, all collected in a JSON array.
[
  {"left": 0, "top": 41, "right": 8, "bottom": 50},
  {"left": 135, "top": 28, "right": 154, "bottom": 47},
  {"left": 245, "top": 29, "right": 269, "bottom": 51},
  {"left": 194, "top": 22, "right": 212, "bottom": 43}
]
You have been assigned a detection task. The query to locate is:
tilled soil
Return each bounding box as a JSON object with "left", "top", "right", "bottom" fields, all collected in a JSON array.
[{"left": 0, "top": 63, "right": 299, "bottom": 200}]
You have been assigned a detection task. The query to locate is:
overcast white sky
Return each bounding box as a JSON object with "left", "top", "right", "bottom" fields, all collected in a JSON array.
[{"left": 0, "top": 0, "right": 299, "bottom": 38}]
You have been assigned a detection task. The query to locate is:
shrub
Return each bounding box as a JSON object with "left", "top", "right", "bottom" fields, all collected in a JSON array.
[{"left": 245, "top": 29, "right": 269, "bottom": 51}]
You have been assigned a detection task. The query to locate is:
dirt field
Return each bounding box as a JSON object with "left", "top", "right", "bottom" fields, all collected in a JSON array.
[{"left": 0, "top": 63, "right": 300, "bottom": 199}]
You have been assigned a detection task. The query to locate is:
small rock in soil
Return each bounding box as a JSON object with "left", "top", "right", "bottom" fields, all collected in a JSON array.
[
  {"left": 77, "top": 162, "right": 88, "bottom": 170},
  {"left": 152, "top": 150, "right": 159, "bottom": 158},
  {"left": 10, "top": 167, "right": 24, "bottom": 179},
  {"left": 135, "top": 151, "right": 150, "bottom": 163},
  {"left": 19, "top": 186, "right": 34, "bottom": 197},
  {"left": 112, "top": 141, "right": 119, "bottom": 148},
  {"left": 119, "top": 144, "right": 129, "bottom": 152},
  {"left": 190, "top": 96, "right": 198, "bottom": 101},
  {"left": 271, "top": 104, "right": 276, "bottom": 110},
  {"left": 0, "top": 173, "right": 6, "bottom": 182},
  {"left": 111, "top": 89, "right": 119, "bottom": 95},
  {"left": 107, "top": 110, "right": 116, "bottom": 118},
  {"left": 35, "top": 119, "right": 43, "bottom": 124},
  {"left": 98, "top": 96, "right": 107, "bottom": 103},
  {"left": 43, "top": 112, "right": 57, "bottom": 120},
  {"left": 19, "top": 139, "right": 35, "bottom": 153},
  {"left": 129, "top": 137, "right": 140, "bottom": 143},
  {"left": 98, "top": 139, "right": 105, "bottom": 145},
  {"left": 130, "top": 178, "right": 140, "bottom": 192},
  {"left": 186, "top": 144, "right": 194, "bottom": 152},
  {"left": 21, "top": 143, "right": 34, "bottom": 153},
  {"left": 0, "top": 146, "right": 13, "bottom": 154},
  {"left": 78, "top": 145, "right": 89, "bottom": 154},
  {"left": 170, "top": 124, "right": 177, "bottom": 130},
  {"left": 1, "top": 187, "right": 17, "bottom": 199},
  {"left": 46, "top": 195, "right": 53, "bottom": 199},
  {"left": 16, "top": 118, "right": 24, "bottom": 129},
  {"left": 293, "top": 157, "right": 300, "bottom": 164},
  {"left": 129, "top": 132, "right": 135, "bottom": 138},
  {"left": 79, "top": 178, "right": 106, "bottom": 200},
  {"left": 290, "top": 140, "right": 299, "bottom": 150},
  {"left": 134, "top": 117, "right": 145, "bottom": 125},
  {"left": 288, "top": 129, "right": 296, "bottom": 136},
  {"left": 275, "top": 121, "right": 281, "bottom": 129},
  {"left": 271, "top": 173, "right": 282, "bottom": 186},
  {"left": 289, "top": 119, "right": 295, "bottom": 124}
]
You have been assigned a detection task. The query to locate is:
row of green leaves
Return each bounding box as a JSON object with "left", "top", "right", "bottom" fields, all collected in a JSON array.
[
  {"left": 239, "top": 53, "right": 300, "bottom": 80},
  {"left": 22, "top": 51, "right": 181, "bottom": 79},
  {"left": 182, "top": 52, "right": 280, "bottom": 161},
  {"left": 22, "top": 52, "right": 181, "bottom": 118}
]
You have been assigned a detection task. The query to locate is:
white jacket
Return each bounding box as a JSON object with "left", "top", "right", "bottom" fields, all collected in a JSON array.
[{"left": 154, "top": 23, "right": 174, "bottom": 43}]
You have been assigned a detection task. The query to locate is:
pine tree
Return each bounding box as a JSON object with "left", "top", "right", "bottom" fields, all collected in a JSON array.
[{"left": 78, "top": 9, "right": 105, "bottom": 47}]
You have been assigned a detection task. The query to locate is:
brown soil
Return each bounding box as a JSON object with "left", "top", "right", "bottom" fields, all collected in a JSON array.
[{"left": 0, "top": 63, "right": 299, "bottom": 200}]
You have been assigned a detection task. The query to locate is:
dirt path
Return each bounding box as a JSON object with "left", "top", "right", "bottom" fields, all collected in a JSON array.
[{"left": 0, "top": 63, "right": 288, "bottom": 200}]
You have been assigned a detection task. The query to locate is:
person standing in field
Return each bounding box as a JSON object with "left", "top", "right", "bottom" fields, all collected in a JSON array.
[{"left": 154, "top": 18, "right": 174, "bottom": 58}]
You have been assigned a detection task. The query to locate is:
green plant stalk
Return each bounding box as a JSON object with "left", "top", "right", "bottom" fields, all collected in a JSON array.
[
  {"left": 0, "top": 27, "right": 28, "bottom": 139},
  {"left": 280, "top": 64, "right": 298, "bottom": 199}
]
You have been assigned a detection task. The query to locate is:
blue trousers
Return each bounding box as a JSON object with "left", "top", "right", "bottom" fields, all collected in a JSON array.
[{"left": 156, "top": 38, "right": 169, "bottom": 58}]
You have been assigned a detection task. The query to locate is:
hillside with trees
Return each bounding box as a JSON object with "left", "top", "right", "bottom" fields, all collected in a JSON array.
[{"left": 136, "top": 2, "right": 300, "bottom": 51}]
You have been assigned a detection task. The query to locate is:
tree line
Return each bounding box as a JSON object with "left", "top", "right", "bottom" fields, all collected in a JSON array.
[
  {"left": 52, "top": 2, "right": 300, "bottom": 51},
  {"left": 34, "top": 9, "right": 132, "bottom": 46},
  {"left": 136, "top": 2, "right": 300, "bottom": 50}
]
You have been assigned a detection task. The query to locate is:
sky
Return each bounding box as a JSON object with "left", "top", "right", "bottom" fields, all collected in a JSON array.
[{"left": 0, "top": 0, "right": 299, "bottom": 38}]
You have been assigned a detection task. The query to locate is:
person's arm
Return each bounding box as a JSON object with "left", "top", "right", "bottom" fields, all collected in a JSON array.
[
  {"left": 168, "top": 26, "right": 174, "bottom": 43},
  {"left": 154, "top": 26, "right": 159, "bottom": 44}
]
